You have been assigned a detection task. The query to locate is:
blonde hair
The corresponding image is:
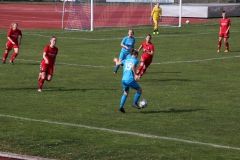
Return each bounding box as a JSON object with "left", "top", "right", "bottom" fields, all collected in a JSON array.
[{"left": 10, "top": 22, "right": 18, "bottom": 28}]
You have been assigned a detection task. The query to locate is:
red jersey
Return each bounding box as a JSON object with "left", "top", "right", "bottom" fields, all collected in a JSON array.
[
  {"left": 220, "top": 18, "right": 231, "bottom": 33},
  {"left": 141, "top": 41, "right": 154, "bottom": 58},
  {"left": 43, "top": 45, "right": 58, "bottom": 65},
  {"left": 7, "top": 28, "right": 22, "bottom": 43}
]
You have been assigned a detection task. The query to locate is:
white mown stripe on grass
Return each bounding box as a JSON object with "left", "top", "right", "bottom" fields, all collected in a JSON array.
[
  {"left": 0, "top": 114, "right": 240, "bottom": 151},
  {"left": 15, "top": 55, "right": 240, "bottom": 68}
]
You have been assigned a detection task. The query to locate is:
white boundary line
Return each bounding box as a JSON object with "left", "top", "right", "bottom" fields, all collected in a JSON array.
[
  {"left": 0, "top": 151, "right": 55, "bottom": 160},
  {"left": 15, "top": 55, "right": 240, "bottom": 68},
  {"left": 1, "top": 114, "right": 240, "bottom": 151}
]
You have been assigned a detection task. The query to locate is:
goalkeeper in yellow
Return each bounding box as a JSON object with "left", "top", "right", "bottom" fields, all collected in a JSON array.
[{"left": 151, "top": 2, "right": 162, "bottom": 35}]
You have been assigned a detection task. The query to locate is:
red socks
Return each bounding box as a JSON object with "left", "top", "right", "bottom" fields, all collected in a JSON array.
[
  {"left": 137, "top": 66, "right": 143, "bottom": 75},
  {"left": 140, "top": 68, "right": 146, "bottom": 77},
  {"left": 218, "top": 41, "right": 222, "bottom": 50},
  {"left": 225, "top": 42, "right": 229, "bottom": 50},
  {"left": 10, "top": 53, "right": 18, "bottom": 62},
  {"left": 38, "top": 78, "right": 45, "bottom": 90},
  {"left": 2, "top": 52, "right": 8, "bottom": 62}
]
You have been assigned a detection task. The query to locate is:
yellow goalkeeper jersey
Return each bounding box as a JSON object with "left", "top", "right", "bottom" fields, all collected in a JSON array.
[{"left": 151, "top": 6, "right": 162, "bottom": 18}]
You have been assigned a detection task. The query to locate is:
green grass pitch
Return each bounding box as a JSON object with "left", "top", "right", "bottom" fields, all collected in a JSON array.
[{"left": 1, "top": 19, "right": 240, "bottom": 159}]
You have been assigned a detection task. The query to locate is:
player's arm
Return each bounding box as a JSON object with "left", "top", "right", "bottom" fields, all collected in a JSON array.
[
  {"left": 43, "top": 51, "right": 48, "bottom": 64},
  {"left": 6, "top": 30, "right": 15, "bottom": 44},
  {"left": 138, "top": 45, "right": 143, "bottom": 52},
  {"left": 19, "top": 33, "right": 22, "bottom": 45},
  {"left": 121, "top": 42, "right": 129, "bottom": 50},
  {"left": 226, "top": 20, "right": 231, "bottom": 33},
  {"left": 113, "top": 57, "right": 121, "bottom": 66},
  {"left": 150, "top": 8, "right": 154, "bottom": 20},
  {"left": 159, "top": 8, "right": 162, "bottom": 22},
  {"left": 7, "top": 37, "right": 15, "bottom": 44},
  {"left": 53, "top": 57, "right": 56, "bottom": 70},
  {"left": 132, "top": 64, "right": 140, "bottom": 81},
  {"left": 145, "top": 49, "right": 154, "bottom": 56}
]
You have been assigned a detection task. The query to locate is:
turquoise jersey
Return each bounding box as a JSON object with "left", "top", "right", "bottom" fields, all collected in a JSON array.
[
  {"left": 121, "top": 36, "right": 135, "bottom": 53},
  {"left": 121, "top": 57, "right": 139, "bottom": 81}
]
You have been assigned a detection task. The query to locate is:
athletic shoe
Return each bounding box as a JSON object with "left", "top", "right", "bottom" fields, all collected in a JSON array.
[
  {"left": 114, "top": 71, "right": 117, "bottom": 74},
  {"left": 119, "top": 108, "right": 125, "bottom": 113},
  {"left": 156, "top": 32, "right": 159, "bottom": 34},
  {"left": 9, "top": 60, "right": 14, "bottom": 65},
  {"left": 153, "top": 32, "right": 155, "bottom": 35},
  {"left": 217, "top": 50, "right": 220, "bottom": 52},
  {"left": 2, "top": 61, "right": 6, "bottom": 64},
  {"left": 224, "top": 50, "right": 229, "bottom": 52},
  {"left": 38, "top": 89, "right": 42, "bottom": 92},
  {"left": 132, "top": 103, "right": 141, "bottom": 109}
]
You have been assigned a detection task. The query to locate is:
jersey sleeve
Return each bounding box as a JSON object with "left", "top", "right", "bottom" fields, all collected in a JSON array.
[
  {"left": 7, "top": 29, "right": 12, "bottom": 37},
  {"left": 121, "top": 37, "right": 127, "bottom": 45},
  {"left": 159, "top": 8, "right": 162, "bottom": 16},
  {"left": 43, "top": 46, "right": 49, "bottom": 53},
  {"left": 151, "top": 44, "right": 154, "bottom": 51}
]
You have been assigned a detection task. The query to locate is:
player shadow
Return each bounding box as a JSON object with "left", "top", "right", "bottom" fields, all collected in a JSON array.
[{"left": 139, "top": 108, "right": 205, "bottom": 114}]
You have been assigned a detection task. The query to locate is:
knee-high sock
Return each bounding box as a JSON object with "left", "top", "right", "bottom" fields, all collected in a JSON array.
[
  {"left": 38, "top": 78, "right": 45, "bottom": 90},
  {"left": 140, "top": 68, "right": 146, "bottom": 77},
  {"left": 133, "top": 92, "right": 141, "bottom": 104},
  {"left": 120, "top": 94, "right": 127, "bottom": 108},
  {"left": 114, "top": 65, "right": 120, "bottom": 73},
  {"left": 137, "top": 66, "right": 143, "bottom": 75},
  {"left": 10, "top": 53, "right": 18, "bottom": 62},
  {"left": 225, "top": 42, "right": 229, "bottom": 50},
  {"left": 218, "top": 41, "right": 222, "bottom": 50},
  {"left": 2, "top": 52, "right": 8, "bottom": 62}
]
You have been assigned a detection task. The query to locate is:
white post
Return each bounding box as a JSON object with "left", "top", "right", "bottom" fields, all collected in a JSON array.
[
  {"left": 178, "top": 0, "right": 182, "bottom": 27},
  {"left": 61, "top": 0, "right": 66, "bottom": 29},
  {"left": 90, "top": 0, "right": 93, "bottom": 31}
]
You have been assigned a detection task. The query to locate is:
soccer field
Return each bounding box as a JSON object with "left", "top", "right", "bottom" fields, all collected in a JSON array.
[{"left": 1, "top": 19, "right": 240, "bottom": 159}]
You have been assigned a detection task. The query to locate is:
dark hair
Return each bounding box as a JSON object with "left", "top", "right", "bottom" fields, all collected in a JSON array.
[
  {"left": 222, "top": 10, "right": 226, "bottom": 13},
  {"left": 147, "top": 34, "right": 152, "bottom": 39},
  {"left": 130, "top": 49, "right": 138, "bottom": 56},
  {"left": 50, "top": 36, "right": 57, "bottom": 40}
]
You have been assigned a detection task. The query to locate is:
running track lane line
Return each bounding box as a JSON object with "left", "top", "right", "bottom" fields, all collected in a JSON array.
[{"left": 0, "top": 114, "right": 240, "bottom": 151}]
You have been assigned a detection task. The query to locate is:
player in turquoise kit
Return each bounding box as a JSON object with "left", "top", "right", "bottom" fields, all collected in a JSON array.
[
  {"left": 114, "top": 29, "right": 135, "bottom": 73},
  {"left": 113, "top": 49, "right": 142, "bottom": 113}
]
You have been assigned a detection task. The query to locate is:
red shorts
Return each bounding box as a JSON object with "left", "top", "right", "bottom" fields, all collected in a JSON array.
[
  {"left": 141, "top": 53, "right": 153, "bottom": 67},
  {"left": 219, "top": 32, "right": 229, "bottom": 38},
  {"left": 6, "top": 41, "right": 19, "bottom": 50},
  {"left": 40, "top": 59, "right": 54, "bottom": 75}
]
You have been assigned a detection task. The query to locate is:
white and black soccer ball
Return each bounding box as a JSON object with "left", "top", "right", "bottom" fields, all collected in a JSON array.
[
  {"left": 139, "top": 99, "right": 148, "bottom": 108},
  {"left": 186, "top": 20, "right": 190, "bottom": 24}
]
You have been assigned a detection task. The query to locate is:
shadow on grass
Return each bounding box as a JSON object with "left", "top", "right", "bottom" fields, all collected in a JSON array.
[
  {"left": 0, "top": 87, "right": 117, "bottom": 92},
  {"left": 143, "top": 78, "right": 198, "bottom": 82},
  {"left": 139, "top": 108, "right": 205, "bottom": 114}
]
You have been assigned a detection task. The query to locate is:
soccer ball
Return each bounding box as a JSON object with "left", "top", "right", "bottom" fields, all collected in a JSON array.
[
  {"left": 139, "top": 99, "right": 148, "bottom": 108},
  {"left": 186, "top": 20, "right": 190, "bottom": 24}
]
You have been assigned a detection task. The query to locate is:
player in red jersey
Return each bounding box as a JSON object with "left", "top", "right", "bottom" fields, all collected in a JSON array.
[
  {"left": 38, "top": 36, "right": 58, "bottom": 92},
  {"left": 217, "top": 10, "right": 231, "bottom": 53},
  {"left": 2, "top": 22, "right": 22, "bottom": 64},
  {"left": 136, "top": 34, "right": 154, "bottom": 78}
]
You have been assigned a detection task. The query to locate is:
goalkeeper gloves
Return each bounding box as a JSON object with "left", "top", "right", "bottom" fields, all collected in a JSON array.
[
  {"left": 150, "top": 16, "right": 153, "bottom": 21},
  {"left": 159, "top": 16, "right": 162, "bottom": 22}
]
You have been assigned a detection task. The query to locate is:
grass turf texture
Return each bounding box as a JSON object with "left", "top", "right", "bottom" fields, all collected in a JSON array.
[{"left": 1, "top": 19, "right": 240, "bottom": 159}]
